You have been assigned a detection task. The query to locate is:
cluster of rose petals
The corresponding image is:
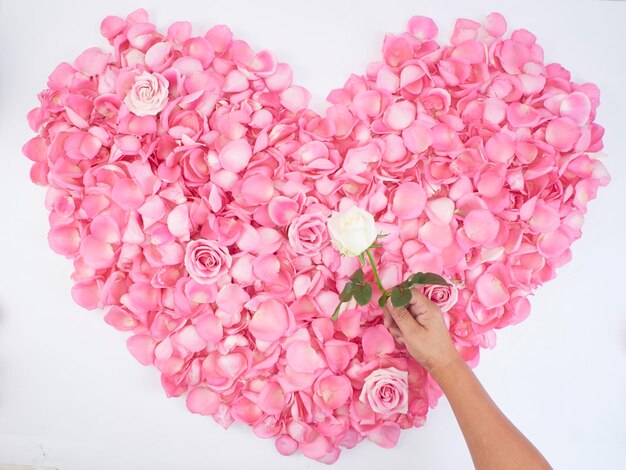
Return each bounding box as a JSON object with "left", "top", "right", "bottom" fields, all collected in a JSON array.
[{"left": 23, "top": 9, "right": 609, "bottom": 463}]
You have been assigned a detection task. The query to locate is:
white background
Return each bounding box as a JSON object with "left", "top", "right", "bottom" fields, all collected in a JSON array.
[{"left": 1, "top": 1, "right": 625, "bottom": 469}]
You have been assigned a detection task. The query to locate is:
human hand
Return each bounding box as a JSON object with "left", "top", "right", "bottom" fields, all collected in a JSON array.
[{"left": 383, "top": 289, "right": 460, "bottom": 374}]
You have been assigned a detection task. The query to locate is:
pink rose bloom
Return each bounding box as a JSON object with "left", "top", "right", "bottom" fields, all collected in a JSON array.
[
  {"left": 287, "top": 213, "right": 330, "bottom": 256},
  {"left": 424, "top": 284, "right": 458, "bottom": 312},
  {"left": 184, "top": 239, "right": 232, "bottom": 284},
  {"left": 359, "top": 367, "right": 409, "bottom": 415},
  {"left": 124, "top": 71, "right": 169, "bottom": 116}
]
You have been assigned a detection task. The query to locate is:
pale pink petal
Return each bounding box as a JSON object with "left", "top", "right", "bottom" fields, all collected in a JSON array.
[
  {"left": 483, "top": 12, "right": 507, "bottom": 37},
  {"left": 265, "top": 63, "right": 293, "bottom": 92},
  {"left": 80, "top": 235, "right": 114, "bottom": 269},
  {"left": 90, "top": 214, "right": 121, "bottom": 244},
  {"left": 324, "top": 340, "right": 358, "bottom": 373},
  {"left": 383, "top": 101, "right": 416, "bottom": 131},
  {"left": 537, "top": 230, "right": 570, "bottom": 258},
  {"left": 392, "top": 182, "right": 426, "bottom": 219},
  {"left": 241, "top": 174, "right": 274, "bottom": 204},
  {"left": 48, "top": 226, "right": 80, "bottom": 255},
  {"left": 315, "top": 375, "right": 351, "bottom": 409},
  {"left": 529, "top": 202, "right": 560, "bottom": 233},
  {"left": 545, "top": 117, "right": 581, "bottom": 152},
  {"left": 230, "top": 397, "right": 263, "bottom": 424},
  {"left": 222, "top": 69, "right": 249, "bottom": 93},
  {"left": 475, "top": 273, "right": 510, "bottom": 308},
  {"left": 280, "top": 86, "right": 311, "bottom": 113},
  {"left": 257, "top": 382, "right": 286, "bottom": 415},
  {"left": 275, "top": 435, "right": 299, "bottom": 456},
  {"left": 560, "top": 91, "right": 591, "bottom": 126},
  {"left": 175, "top": 324, "right": 206, "bottom": 352},
  {"left": 219, "top": 139, "right": 252, "bottom": 173},
  {"left": 167, "top": 204, "right": 190, "bottom": 239},
  {"left": 485, "top": 133, "right": 515, "bottom": 163},
  {"left": 368, "top": 422, "right": 401, "bottom": 449},
  {"left": 286, "top": 340, "right": 323, "bottom": 373},
  {"left": 419, "top": 222, "right": 453, "bottom": 252},
  {"left": 408, "top": 16, "right": 438, "bottom": 40},
  {"left": 204, "top": 24, "right": 232, "bottom": 54},
  {"left": 383, "top": 36, "right": 413, "bottom": 67},
  {"left": 74, "top": 47, "right": 110, "bottom": 76},
  {"left": 71, "top": 278, "right": 101, "bottom": 310},
  {"left": 126, "top": 334, "right": 157, "bottom": 365},
  {"left": 507, "top": 102, "right": 541, "bottom": 128},
  {"left": 249, "top": 299, "right": 290, "bottom": 342},
  {"left": 185, "top": 37, "right": 214, "bottom": 68},
  {"left": 216, "top": 284, "right": 250, "bottom": 314},
  {"left": 362, "top": 325, "right": 395, "bottom": 358},
  {"left": 186, "top": 387, "right": 221, "bottom": 415},
  {"left": 112, "top": 178, "right": 144, "bottom": 210},
  {"left": 250, "top": 50, "right": 277, "bottom": 77},
  {"left": 425, "top": 198, "right": 455, "bottom": 226},
  {"left": 195, "top": 314, "right": 224, "bottom": 343},
  {"left": 402, "top": 124, "right": 433, "bottom": 153},
  {"left": 252, "top": 254, "right": 280, "bottom": 280},
  {"left": 268, "top": 196, "right": 299, "bottom": 226},
  {"left": 145, "top": 42, "right": 172, "bottom": 70},
  {"left": 463, "top": 209, "right": 499, "bottom": 244}
]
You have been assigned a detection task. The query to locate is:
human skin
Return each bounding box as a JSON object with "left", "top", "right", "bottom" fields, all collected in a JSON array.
[{"left": 384, "top": 290, "right": 552, "bottom": 470}]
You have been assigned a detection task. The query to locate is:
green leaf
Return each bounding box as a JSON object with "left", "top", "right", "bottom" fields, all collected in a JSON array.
[
  {"left": 378, "top": 292, "right": 390, "bottom": 308},
  {"left": 354, "top": 283, "right": 373, "bottom": 306},
  {"left": 350, "top": 268, "right": 365, "bottom": 284},
  {"left": 408, "top": 272, "right": 450, "bottom": 287},
  {"left": 332, "top": 304, "right": 341, "bottom": 321},
  {"left": 339, "top": 283, "right": 355, "bottom": 302},
  {"left": 390, "top": 287, "right": 412, "bottom": 308},
  {"left": 376, "top": 233, "right": 389, "bottom": 239},
  {"left": 370, "top": 243, "right": 383, "bottom": 249}
]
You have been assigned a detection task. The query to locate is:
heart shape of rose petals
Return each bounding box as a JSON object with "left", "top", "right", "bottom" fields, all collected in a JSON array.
[{"left": 23, "top": 9, "right": 609, "bottom": 463}]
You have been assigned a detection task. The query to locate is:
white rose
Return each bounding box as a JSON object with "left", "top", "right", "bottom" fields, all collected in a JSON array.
[
  {"left": 124, "top": 71, "right": 169, "bottom": 116},
  {"left": 327, "top": 206, "right": 378, "bottom": 256}
]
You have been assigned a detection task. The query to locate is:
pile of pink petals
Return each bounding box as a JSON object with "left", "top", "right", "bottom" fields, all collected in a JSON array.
[{"left": 23, "top": 9, "right": 609, "bottom": 463}]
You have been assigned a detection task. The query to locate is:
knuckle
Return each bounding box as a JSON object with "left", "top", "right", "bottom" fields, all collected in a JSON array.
[{"left": 391, "top": 307, "right": 411, "bottom": 321}]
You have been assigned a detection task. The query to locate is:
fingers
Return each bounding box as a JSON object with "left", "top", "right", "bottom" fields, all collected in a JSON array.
[
  {"left": 382, "top": 306, "right": 394, "bottom": 329},
  {"left": 386, "top": 301, "right": 419, "bottom": 337},
  {"left": 408, "top": 289, "right": 441, "bottom": 320},
  {"left": 409, "top": 288, "right": 436, "bottom": 309}
]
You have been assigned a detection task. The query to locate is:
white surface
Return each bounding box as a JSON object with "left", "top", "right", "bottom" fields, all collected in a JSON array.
[{"left": 1, "top": 1, "right": 625, "bottom": 468}]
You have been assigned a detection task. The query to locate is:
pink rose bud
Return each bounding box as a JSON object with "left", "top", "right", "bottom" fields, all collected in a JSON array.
[
  {"left": 423, "top": 283, "right": 458, "bottom": 312},
  {"left": 184, "top": 239, "right": 232, "bottom": 284},
  {"left": 359, "top": 367, "right": 409, "bottom": 415},
  {"left": 124, "top": 71, "right": 169, "bottom": 116}
]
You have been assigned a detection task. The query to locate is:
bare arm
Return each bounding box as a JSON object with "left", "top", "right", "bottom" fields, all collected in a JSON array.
[{"left": 384, "top": 291, "right": 552, "bottom": 470}]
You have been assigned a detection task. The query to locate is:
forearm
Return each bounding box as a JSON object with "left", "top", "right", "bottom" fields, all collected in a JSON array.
[{"left": 431, "top": 355, "right": 552, "bottom": 470}]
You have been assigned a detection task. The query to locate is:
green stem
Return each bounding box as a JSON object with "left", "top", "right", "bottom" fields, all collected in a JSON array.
[{"left": 365, "top": 248, "right": 387, "bottom": 296}]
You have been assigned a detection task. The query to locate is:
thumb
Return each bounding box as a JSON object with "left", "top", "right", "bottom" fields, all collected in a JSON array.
[{"left": 386, "top": 301, "right": 418, "bottom": 337}]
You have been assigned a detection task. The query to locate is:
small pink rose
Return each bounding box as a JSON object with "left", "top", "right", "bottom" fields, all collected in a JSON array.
[
  {"left": 423, "top": 283, "right": 458, "bottom": 312},
  {"left": 359, "top": 367, "right": 409, "bottom": 415},
  {"left": 124, "top": 71, "right": 169, "bottom": 116},
  {"left": 184, "top": 238, "right": 232, "bottom": 284},
  {"left": 288, "top": 213, "right": 329, "bottom": 256}
]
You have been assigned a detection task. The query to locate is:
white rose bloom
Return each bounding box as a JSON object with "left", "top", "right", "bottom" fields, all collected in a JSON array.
[{"left": 327, "top": 206, "right": 378, "bottom": 257}]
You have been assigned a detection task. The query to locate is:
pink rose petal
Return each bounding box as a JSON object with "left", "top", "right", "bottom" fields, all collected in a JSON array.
[
  {"left": 362, "top": 325, "right": 395, "bottom": 358},
  {"left": 383, "top": 101, "right": 416, "bottom": 130},
  {"left": 219, "top": 139, "right": 252, "bottom": 173},
  {"left": 463, "top": 209, "right": 499, "bottom": 244},
  {"left": 545, "top": 117, "right": 581, "bottom": 152},
  {"left": 249, "top": 299, "right": 290, "bottom": 342},
  {"left": 391, "top": 182, "right": 426, "bottom": 219}
]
